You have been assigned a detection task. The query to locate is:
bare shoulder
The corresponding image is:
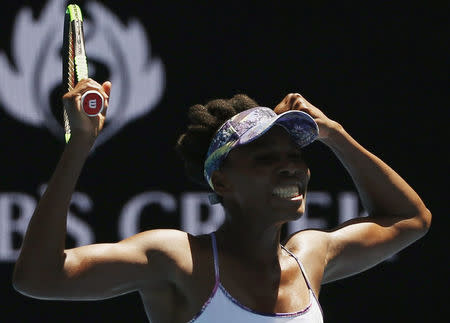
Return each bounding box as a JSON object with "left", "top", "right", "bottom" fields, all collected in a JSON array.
[
  {"left": 120, "top": 229, "right": 212, "bottom": 276},
  {"left": 120, "top": 229, "right": 193, "bottom": 268},
  {"left": 284, "top": 229, "right": 329, "bottom": 259},
  {"left": 123, "top": 229, "right": 190, "bottom": 251},
  {"left": 284, "top": 229, "right": 330, "bottom": 293}
]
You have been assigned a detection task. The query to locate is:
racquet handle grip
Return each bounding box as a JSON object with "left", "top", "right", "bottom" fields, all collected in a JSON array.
[{"left": 81, "top": 90, "right": 105, "bottom": 116}]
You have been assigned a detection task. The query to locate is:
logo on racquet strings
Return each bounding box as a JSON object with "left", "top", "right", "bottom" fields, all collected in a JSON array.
[{"left": 0, "top": 0, "right": 165, "bottom": 149}]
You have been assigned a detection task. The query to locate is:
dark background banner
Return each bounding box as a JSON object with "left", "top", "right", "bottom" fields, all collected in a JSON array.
[{"left": 1, "top": 1, "right": 447, "bottom": 322}]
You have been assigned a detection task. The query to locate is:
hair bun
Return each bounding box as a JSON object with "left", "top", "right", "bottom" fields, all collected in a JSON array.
[{"left": 176, "top": 94, "right": 259, "bottom": 186}]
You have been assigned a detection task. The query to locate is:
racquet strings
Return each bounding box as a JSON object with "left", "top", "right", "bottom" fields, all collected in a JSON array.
[{"left": 63, "top": 5, "right": 88, "bottom": 143}]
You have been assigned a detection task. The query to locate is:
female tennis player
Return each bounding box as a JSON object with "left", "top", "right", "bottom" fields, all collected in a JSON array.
[{"left": 13, "top": 78, "right": 431, "bottom": 322}]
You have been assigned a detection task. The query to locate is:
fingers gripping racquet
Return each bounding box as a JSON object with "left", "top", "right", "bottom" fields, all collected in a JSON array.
[{"left": 62, "top": 4, "right": 104, "bottom": 143}]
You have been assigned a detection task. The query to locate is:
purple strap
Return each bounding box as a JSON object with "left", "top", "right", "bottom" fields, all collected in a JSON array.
[
  {"left": 207, "top": 233, "right": 323, "bottom": 319},
  {"left": 210, "top": 233, "right": 220, "bottom": 282},
  {"left": 281, "top": 245, "right": 324, "bottom": 318},
  {"left": 210, "top": 233, "right": 312, "bottom": 291},
  {"left": 281, "top": 245, "right": 313, "bottom": 291}
]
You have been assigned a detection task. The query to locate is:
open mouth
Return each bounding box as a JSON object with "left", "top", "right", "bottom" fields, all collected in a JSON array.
[{"left": 272, "top": 184, "right": 303, "bottom": 199}]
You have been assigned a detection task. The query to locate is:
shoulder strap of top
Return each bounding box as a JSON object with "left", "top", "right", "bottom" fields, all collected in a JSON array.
[
  {"left": 281, "top": 245, "right": 325, "bottom": 320},
  {"left": 210, "top": 232, "right": 220, "bottom": 282},
  {"left": 280, "top": 245, "right": 313, "bottom": 291},
  {"left": 210, "top": 235, "right": 313, "bottom": 293}
]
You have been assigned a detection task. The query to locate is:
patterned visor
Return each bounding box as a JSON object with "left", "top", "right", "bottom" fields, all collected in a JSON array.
[{"left": 204, "top": 107, "right": 319, "bottom": 199}]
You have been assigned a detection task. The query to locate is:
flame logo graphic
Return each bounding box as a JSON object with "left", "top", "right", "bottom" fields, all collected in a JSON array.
[{"left": 0, "top": 0, "right": 165, "bottom": 148}]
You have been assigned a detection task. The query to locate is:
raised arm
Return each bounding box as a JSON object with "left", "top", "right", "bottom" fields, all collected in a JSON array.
[
  {"left": 12, "top": 80, "right": 183, "bottom": 300},
  {"left": 277, "top": 93, "right": 431, "bottom": 283}
]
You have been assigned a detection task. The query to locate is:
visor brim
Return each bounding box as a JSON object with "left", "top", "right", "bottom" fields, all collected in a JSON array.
[{"left": 237, "top": 110, "right": 319, "bottom": 148}]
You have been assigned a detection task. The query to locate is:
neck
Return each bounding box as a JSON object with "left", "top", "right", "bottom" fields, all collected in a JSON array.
[{"left": 216, "top": 211, "right": 284, "bottom": 265}]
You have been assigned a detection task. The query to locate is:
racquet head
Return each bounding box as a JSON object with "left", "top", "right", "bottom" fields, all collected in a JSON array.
[{"left": 62, "top": 4, "right": 104, "bottom": 143}]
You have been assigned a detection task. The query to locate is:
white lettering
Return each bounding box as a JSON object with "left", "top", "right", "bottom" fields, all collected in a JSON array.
[
  {"left": 68, "top": 192, "right": 95, "bottom": 246},
  {"left": 89, "top": 99, "right": 97, "bottom": 109},
  {"left": 181, "top": 193, "right": 225, "bottom": 235},
  {"left": 119, "top": 191, "right": 177, "bottom": 239},
  {"left": 0, "top": 193, "right": 35, "bottom": 261},
  {"left": 2, "top": 189, "right": 394, "bottom": 262},
  {"left": 338, "top": 191, "right": 368, "bottom": 223},
  {"left": 38, "top": 184, "right": 95, "bottom": 247},
  {"left": 0, "top": 190, "right": 94, "bottom": 262}
]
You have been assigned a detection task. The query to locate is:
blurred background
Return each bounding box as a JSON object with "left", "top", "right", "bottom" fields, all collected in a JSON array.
[{"left": 0, "top": 1, "right": 447, "bottom": 322}]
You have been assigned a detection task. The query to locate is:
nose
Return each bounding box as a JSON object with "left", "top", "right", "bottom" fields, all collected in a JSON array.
[
  {"left": 276, "top": 149, "right": 309, "bottom": 176},
  {"left": 278, "top": 160, "right": 303, "bottom": 177}
]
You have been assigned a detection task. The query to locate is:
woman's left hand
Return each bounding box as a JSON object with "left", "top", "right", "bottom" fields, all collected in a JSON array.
[{"left": 274, "top": 93, "right": 341, "bottom": 142}]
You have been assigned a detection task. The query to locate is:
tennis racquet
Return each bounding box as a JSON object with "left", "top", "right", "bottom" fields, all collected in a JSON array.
[{"left": 62, "top": 4, "right": 104, "bottom": 143}]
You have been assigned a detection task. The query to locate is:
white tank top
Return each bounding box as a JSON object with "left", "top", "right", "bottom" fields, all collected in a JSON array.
[{"left": 188, "top": 233, "right": 324, "bottom": 322}]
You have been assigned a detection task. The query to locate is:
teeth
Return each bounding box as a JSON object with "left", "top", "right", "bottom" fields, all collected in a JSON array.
[{"left": 272, "top": 185, "right": 300, "bottom": 198}]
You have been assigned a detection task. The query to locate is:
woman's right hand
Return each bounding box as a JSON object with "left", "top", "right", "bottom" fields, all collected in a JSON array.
[{"left": 62, "top": 78, "right": 111, "bottom": 144}]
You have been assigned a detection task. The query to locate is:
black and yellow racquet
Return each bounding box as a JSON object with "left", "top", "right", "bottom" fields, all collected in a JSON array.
[{"left": 62, "top": 4, "right": 104, "bottom": 143}]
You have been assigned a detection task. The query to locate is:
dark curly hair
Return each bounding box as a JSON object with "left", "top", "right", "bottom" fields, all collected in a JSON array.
[{"left": 176, "top": 94, "right": 259, "bottom": 187}]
